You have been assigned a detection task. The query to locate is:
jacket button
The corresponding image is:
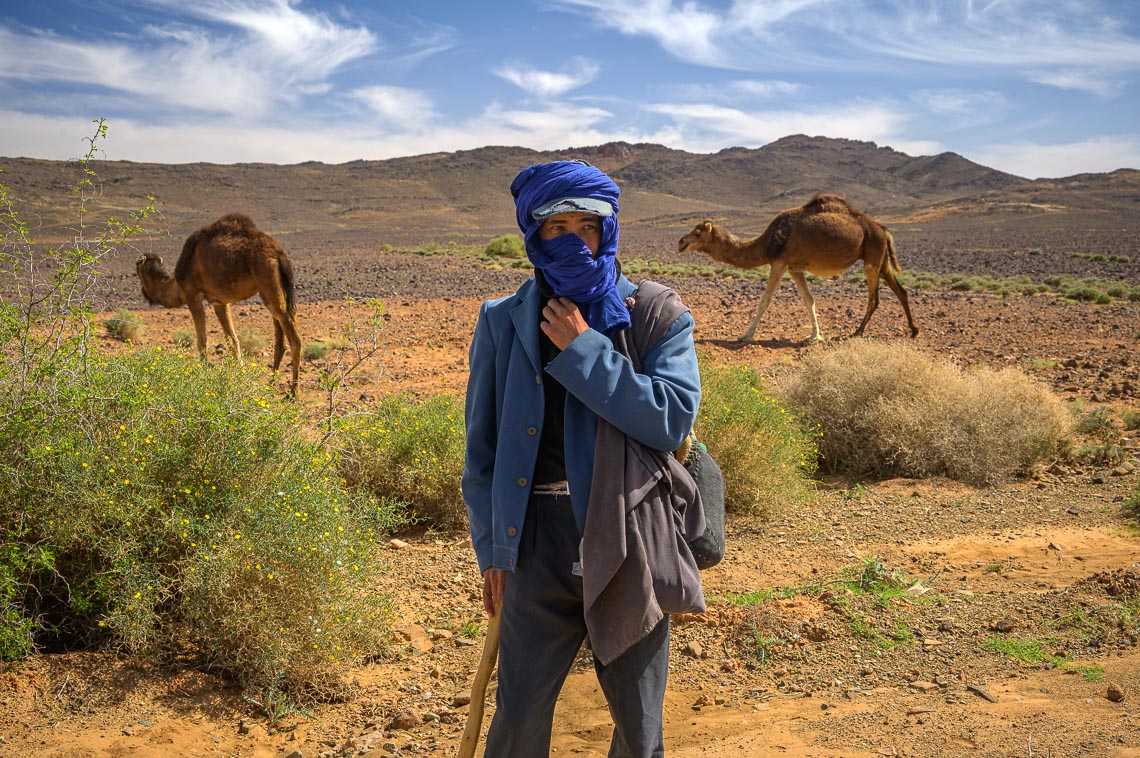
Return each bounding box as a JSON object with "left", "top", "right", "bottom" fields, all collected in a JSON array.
[
  {"left": 527, "top": 426, "right": 537, "bottom": 436},
  {"left": 534, "top": 374, "right": 541, "bottom": 384},
  {"left": 517, "top": 477, "right": 527, "bottom": 487},
  {"left": 508, "top": 558, "right": 514, "bottom": 567},
  {"left": 507, "top": 527, "right": 518, "bottom": 537}
]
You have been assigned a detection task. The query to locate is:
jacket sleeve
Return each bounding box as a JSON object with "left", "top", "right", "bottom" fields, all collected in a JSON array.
[
  {"left": 461, "top": 302, "right": 497, "bottom": 574},
  {"left": 545, "top": 312, "right": 700, "bottom": 453}
]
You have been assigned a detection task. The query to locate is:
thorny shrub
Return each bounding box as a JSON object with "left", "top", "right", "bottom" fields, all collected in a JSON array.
[
  {"left": 695, "top": 362, "right": 818, "bottom": 517},
  {"left": 0, "top": 121, "right": 403, "bottom": 703},
  {"left": 339, "top": 393, "right": 467, "bottom": 528},
  {"left": 0, "top": 349, "right": 401, "bottom": 699},
  {"left": 779, "top": 340, "right": 1071, "bottom": 485},
  {"left": 103, "top": 308, "right": 145, "bottom": 342}
]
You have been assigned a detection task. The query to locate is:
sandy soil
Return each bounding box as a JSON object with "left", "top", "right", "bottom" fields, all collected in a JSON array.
[{"left": 2, "top": 253, "right": 1139, "bottom": 758}]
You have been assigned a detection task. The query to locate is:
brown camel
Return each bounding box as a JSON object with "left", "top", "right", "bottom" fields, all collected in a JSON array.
[
  {"left": 136, "top": 213, "right": 302, "bottom": 394},
  {"left": 678, "top": 193, "right": 919, "bottom": 342}
]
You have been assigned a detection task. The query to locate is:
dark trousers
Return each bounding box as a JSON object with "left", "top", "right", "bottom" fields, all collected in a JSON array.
[{"left": 483, "top": 493, "right": 670, "bottom": 758}]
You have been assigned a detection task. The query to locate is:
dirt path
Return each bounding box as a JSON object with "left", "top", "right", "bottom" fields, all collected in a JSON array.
[{"left": 3, "top": 279, "right": 1139, "bottom": 758}]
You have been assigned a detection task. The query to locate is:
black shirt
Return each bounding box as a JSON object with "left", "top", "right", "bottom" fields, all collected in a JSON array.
[{"left": 532, "top": 270, "right": 568, "bottom": 486}]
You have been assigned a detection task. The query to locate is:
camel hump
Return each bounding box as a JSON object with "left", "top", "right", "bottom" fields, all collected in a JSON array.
[
  {"left": 210, "top": 213, "right": 261, "bottom": 236},
  {"left": 805, "top": 192, "right": 854, "bottom": 213}
]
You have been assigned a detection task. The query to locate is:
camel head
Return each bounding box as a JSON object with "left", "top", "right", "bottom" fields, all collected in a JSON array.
[
  {"left": 677, "top": 220, "right": 719, "bottom": 255},
  {"left": 136, "top": 253, "right": 179, "bottom": 307}
]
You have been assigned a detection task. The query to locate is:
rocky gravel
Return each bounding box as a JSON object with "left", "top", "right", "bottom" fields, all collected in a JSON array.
[{"left": 2, "top": 247, "right": 1139, "bottom": 757}]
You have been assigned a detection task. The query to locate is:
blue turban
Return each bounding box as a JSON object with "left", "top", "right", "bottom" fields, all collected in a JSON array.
[{"left": 510, "top": 160, "right": 630, "bottom": 338}]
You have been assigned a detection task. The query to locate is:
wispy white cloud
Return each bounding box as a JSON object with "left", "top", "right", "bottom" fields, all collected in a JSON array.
[
  {"left": 351, "top": 86, "right": 438, "bottom": 131},
  {"left": 0, "top": 1, "right": 377, "bottom": 117},
  {"left": 910, "top": 88, "right": 1011, "bottom": 129},
  {"left": 644, "top": 99, "right": 940, "bottom": 156},
  {"left": 495, "top": 60, "right": 601, "bottom": 98},
  {"left": 555, "top": 0, "right": 1140, "bottom": 91},
  {"left": 1028, "top": 70, "right": 1126, "bottom": 98},
  {"left": 968, "top": 135, "right": 1140, "bottom": 178},
  {"left": 552, "top": 0, "right": 733, "bottom": 67},
  {"left": 146, "top": 0, "right": 375, "bottom": 77},
  {"left": 911, "top": 89, "right": 1008, "bottom": 116},
  {"left": 730, "top": 80, "right": 803, "bottom": 98}
]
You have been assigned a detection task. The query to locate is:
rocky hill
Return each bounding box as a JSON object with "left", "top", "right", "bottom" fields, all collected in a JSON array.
[
  {"left": 8, "top": 134, "right": 1127, "bottom": 241},
  {"left": 2, "top": 135, "right": 1137, "bottom": 305}
]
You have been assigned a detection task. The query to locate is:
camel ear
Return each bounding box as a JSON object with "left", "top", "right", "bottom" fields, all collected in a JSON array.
[{"left": 700, "top": 220, "right": 713, "bottom": 233}]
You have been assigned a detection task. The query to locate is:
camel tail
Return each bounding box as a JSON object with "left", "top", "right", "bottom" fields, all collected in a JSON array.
[
  {"left": 279, "top": 256, "right": 297, "bottom": 316},
  {"left": 884, "top": 230, "right": 904, "bottom": 278}
]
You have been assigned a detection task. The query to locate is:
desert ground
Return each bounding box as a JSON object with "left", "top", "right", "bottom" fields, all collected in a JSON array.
[{"left": 2, "top": 241, "right": 1139, "bottom": 757}]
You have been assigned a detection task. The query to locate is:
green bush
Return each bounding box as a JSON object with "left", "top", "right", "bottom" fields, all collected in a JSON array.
[
  {"left": 302, "top": 342, "right": 328, "bottom": 361},
  {"left": 483, "top": 234, "right": 525, "bottom": 259},
  {"left": 340, "top": 393, "right": 467, "bottom": 528},
  {"left": 104, "top": 308, "right": 145, "bottom": 342},
  {"left": 170, "top": 329, "right": 195, "bottom": 348},
  {"left": 779, "top": 341, "right": 1071, "bottom": 486},
  {"left": 0, "top": 349, "right": 403, "bottom": 698},
  {"left": 237, "top": 325, "right": 267, "bottom": 355},
  {"left": 694, "top": 363, "right": 818, "bottom": 517}
]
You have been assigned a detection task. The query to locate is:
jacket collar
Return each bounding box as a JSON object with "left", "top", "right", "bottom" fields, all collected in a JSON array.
[{"left": 509, "top": 273, "right": 637, "bottom": 372}]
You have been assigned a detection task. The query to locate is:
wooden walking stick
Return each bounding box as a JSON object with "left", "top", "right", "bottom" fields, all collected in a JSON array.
[{"left": 457, "top": 601, "right": 501, "bottom": 758}]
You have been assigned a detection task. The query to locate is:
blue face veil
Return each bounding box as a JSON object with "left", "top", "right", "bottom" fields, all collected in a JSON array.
[{"left": 510, "top": 160, "right": 630, "bottom": 339}]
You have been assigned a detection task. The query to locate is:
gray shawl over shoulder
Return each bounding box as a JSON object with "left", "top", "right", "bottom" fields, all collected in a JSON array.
[{"left": 582, "top": 281, "right": 706, "bottom": 665}]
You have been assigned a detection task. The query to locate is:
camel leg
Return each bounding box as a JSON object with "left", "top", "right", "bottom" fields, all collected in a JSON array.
[
  {"left": 187, "top": 299, "right": 210, "bottom": 358},
  {"left": 213, "top": 303, "right": 243, "bottom": 362},
  {"left": 742, "top": 262, "right": 786, "bottom": 341},
  {"left": 881, "top": 266, "right": 920, "bottom": 337},
  {"left": 283, "top": 315, "right": 301, "bottom": 396},
  {"left": 265, "top": 306, "right": 302, "bottom": 396},
  {"left": 788, "top": 271, "right": 823, "bottom": 342},
  {"left": 853, "top": 262, "right": 882, "bottom": 337},
  {"left": 272, "top": 320, "right": 285, "bottom": 373}
]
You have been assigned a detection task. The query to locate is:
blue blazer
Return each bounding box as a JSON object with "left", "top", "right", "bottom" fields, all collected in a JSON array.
[{"left": 462, "top": 274, "right": 701, "bottom": 574}]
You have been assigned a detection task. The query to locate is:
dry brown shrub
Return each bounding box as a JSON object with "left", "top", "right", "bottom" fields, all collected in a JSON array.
[{"left": 778, "top": 340, "right": 1070, "bottom": 485}]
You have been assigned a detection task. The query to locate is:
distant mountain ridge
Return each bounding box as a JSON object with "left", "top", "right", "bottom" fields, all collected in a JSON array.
[{"left": 1, "top": 135, "right": 1136, "bottom": 242}]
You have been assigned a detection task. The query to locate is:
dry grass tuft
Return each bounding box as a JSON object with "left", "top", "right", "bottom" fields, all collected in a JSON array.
[{"left": 779, "top": 340, "right": 1071, "bottom": 485}]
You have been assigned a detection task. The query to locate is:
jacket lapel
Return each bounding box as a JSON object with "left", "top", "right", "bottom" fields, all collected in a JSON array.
[{"left": 510, "top": 278, "right": 542, "bottom": 372}]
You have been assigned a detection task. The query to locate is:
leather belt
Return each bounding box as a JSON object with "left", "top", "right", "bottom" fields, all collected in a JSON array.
[{"left": 532, "top": 480, "right": 570, "bottom": 495}]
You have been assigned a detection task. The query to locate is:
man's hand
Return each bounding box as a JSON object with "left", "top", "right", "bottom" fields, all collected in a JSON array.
[
  {"left": 540, "top": 296, "right": 589, "bottom": 350},
  {"left": 482, "top": 567, "right": 505, "bottom": 617}
]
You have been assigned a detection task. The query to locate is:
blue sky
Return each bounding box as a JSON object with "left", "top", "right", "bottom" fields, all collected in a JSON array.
[{"left": 2, "top": 0, "right": 1139, "bottom": 178}]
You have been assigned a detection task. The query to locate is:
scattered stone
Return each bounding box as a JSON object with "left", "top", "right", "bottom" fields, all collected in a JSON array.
[
  {"left": 907, "top": 707, "right": 936, "bottom": 715},
  {"left": 285, "top": 751, "right": 303, "bottom": 758},
  {"left": 395, "top": 625, "right": 434, "bottom": 654},
  {"left": 990, "top": 617, "right": 1016, "bottom": 633},
  {"left": 389, "top": 538, "right": 410, "bottom": 550},
  {"left": 966, "top": 684, "right": 998, "bottom": 703},
  {"left": 909, "top": 681, "right": 940, "bottom": 693},
  {"left": 390, "top": 708, "right": 423, "bottom": 731},
  {"left": 682, "top": 641, "right": 704, "bottom": 659},
  {"left": 1107, "top": 683, "right": 1126, "bottom": 703},
  {"left": 453, "top": 693, "right": 472, "bottom": 706},
  {"left": 121, "top": 728, "right": 133, "bottom": 737},
  {"left": 430, "top": 664, "right": 442, "bottom": 679},
  {"left": 430, "top": 629, "right": 453, "bottom": 641},
  {"left": 1112, "top": 464, "right": 1134, "bottom": 476},
  {"left": 238, "top": 719, "right": 252, "bottom": 735},
  {"left": 1091, "top": 473, "right": 1107, "bottom": 484}
]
